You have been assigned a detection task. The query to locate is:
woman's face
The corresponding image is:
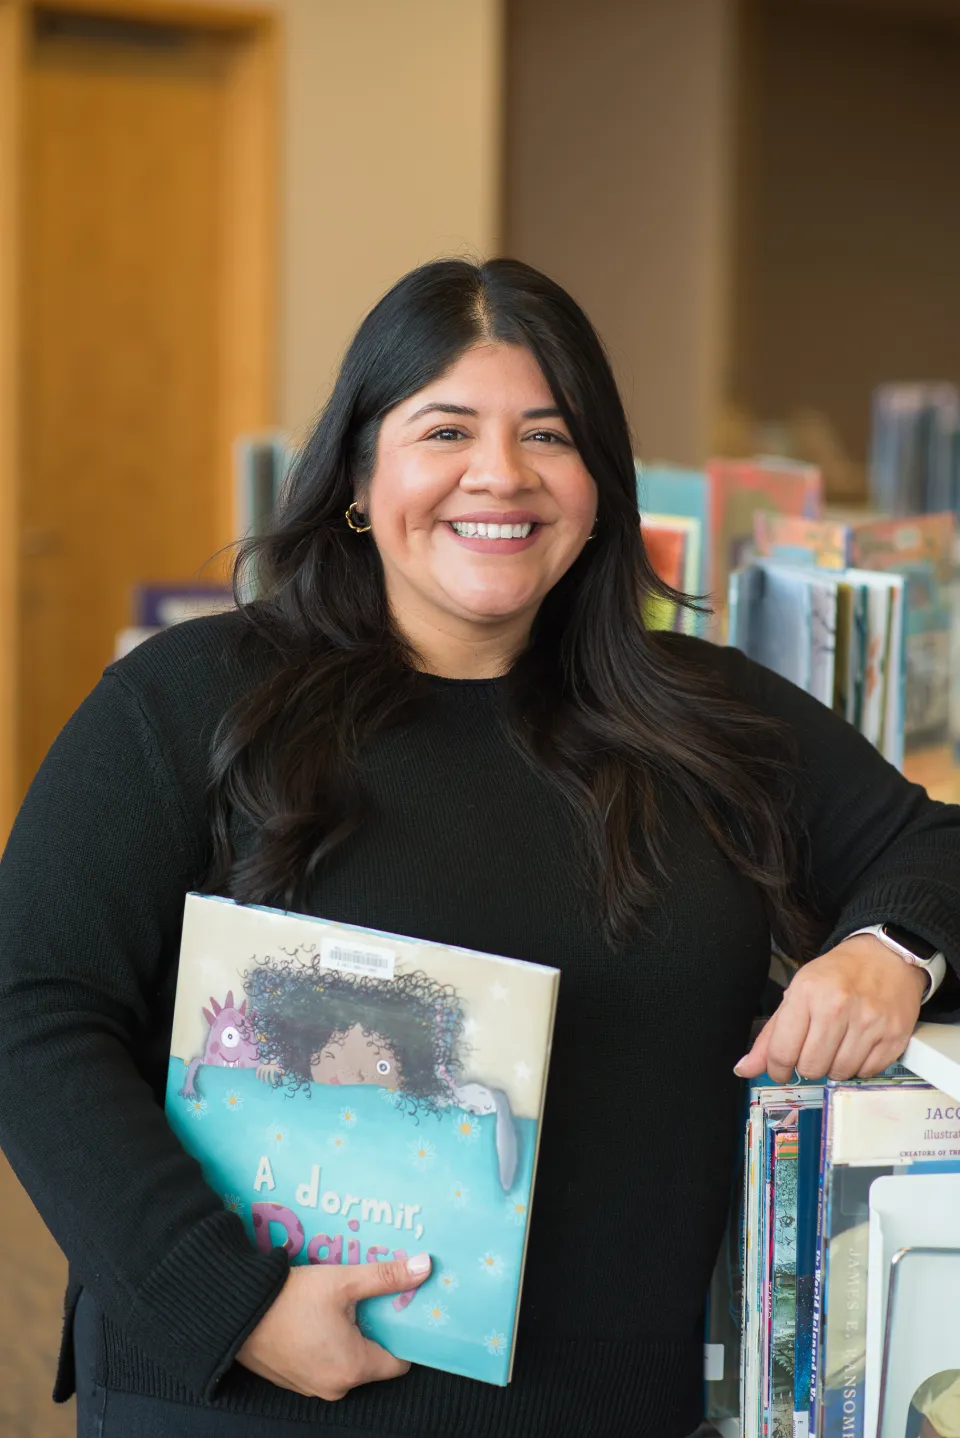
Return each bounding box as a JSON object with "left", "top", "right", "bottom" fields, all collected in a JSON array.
[
  {"left": 310, "top": 1022, "right": 401, "bottom": 1088},
  {"left": 364, "top": 342, "right": 597, "bottom": 646}
]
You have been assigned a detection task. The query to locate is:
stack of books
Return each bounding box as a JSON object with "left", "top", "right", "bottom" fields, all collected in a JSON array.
[
  {"left": 706, "top": 1023, "right": 960, "bottom": 1438},
  {"left": 637, "top": 459, "right": 823, "bottom": 638},
  {"left": 731, "top": 512, "right": 959, "bottom": 765}
]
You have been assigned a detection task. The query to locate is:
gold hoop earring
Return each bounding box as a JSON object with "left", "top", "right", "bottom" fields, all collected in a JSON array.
[{"left": 345, "top": 501, "right": 372, "bottom": 533}]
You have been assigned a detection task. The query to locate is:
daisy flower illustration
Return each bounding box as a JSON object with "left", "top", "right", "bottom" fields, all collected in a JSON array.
[
  {"left": 451, "top": 1181, "right": 469, "bottom": 1209},
  {"left": 505, "top": 1197, "right": 527, "bottom": 1226},
  {"left": 339, "top": 1106, "right": 358, "bottom": 1129},
  {"left": 454, "top": 1114, "right": 480, "bottom": 1144},
  {"left": 223, "top": 1194, "right": 244, "bottom": 1215},
  {"left": 426, "top": 1301, "right": 449, "bottom": 1328},
  {"left": 223, "top": 1090, "right": 242, "bottom": 1112},
  {"left": 329, "top": 1133, "right": 349, "bottom": 1153},
  {"left": 484, "top": 1330, "right": 507, "bottom": 1356},
  {"left": 438, "top": 1271, "right": 460, "bottom": 1294},
  {"left": 266, "top": 1122, "right": 289, "bottom": 1149},
  {"left": 409, "top": 1138, "right": 436, "bottom": 1171},
  {"left": 185, "top": 1097, "right": 207, "bottom": 1121},
  {"left": 478, "top": 1251, "right": 504, "bottom": 1279}
]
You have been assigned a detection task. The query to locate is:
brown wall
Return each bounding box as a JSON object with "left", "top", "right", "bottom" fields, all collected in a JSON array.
[
  {"left": 504, "top": 0, "right": 737, "bottom": 466},
  {"left": 737, "top": 0, "right": 960, "bottom": 462}
]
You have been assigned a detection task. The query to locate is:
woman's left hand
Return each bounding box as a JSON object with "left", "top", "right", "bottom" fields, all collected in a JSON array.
[{"left": 734, "top": 933, "right": 928, "bottom": 1084}]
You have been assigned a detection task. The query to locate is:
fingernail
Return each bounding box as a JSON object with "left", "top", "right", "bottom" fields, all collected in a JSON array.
[
  {"left": 406, "top": 1252, "right": 431, "bottom": 1276},
  {"left": 733, "top": 1057, "right": 749, "bottom": 1076}
]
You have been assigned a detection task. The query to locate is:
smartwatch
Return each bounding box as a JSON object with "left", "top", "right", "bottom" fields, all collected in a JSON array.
[{"left": 845, "top": 922, "right": 947, "bottom": 1003}]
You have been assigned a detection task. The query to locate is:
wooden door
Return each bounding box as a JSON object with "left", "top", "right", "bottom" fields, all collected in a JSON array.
[{"left": 19, "top": 11, "right": 236, "bottom": 795}]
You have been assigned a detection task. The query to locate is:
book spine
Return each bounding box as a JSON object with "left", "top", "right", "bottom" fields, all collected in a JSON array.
[
  {"left": 809, "top": 1093, "right": 830, "bottom": 1438},
  {"left": 792, "top": 1107, "right": 822, "bottom": 1438}
]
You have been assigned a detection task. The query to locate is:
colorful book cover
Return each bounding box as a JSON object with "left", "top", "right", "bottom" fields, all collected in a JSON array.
[
  {"left": 164, "top": 894, "right": 560, "bottom": 1385},
  {"left": 641, "top": 514, "right": 704, "bottom": 635},
  {"left": 768, "top": 1119, "right": 801, "bottom": 1438},
  {"left": 636, "top": 464, "right": 711, "bottom": 596},
  {"left": 640, "top": 520, "right": 689, "bottom": 633},
  {"left": 706, "top": 458, "right": 823, "bottom": 624},
  {"left": 753, "top": 512, "right": 955, "bottom": 753},
  {"left": 816, "top": 1082, "right": 960, "bottom": 1438}
]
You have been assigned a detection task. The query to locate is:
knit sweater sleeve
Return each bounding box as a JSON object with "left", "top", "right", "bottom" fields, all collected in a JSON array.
[
  {"left": 707, "top": 639, "right": 960, "bottom": 979},
  {"left": 0, "top": 668, "right": 288, "bottom": 1398}
]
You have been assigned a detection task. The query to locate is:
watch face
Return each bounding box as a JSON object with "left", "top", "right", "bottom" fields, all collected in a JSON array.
[{"left": 882, "top": 923, "right": 939, "bottom": 963}]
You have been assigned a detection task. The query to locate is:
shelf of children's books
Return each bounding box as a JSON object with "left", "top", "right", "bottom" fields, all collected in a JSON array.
[{"left": 903, "top": 745, "right": 960, "bottom": 804}]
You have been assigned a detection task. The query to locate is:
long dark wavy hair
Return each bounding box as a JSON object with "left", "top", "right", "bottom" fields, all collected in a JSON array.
[
  {"left": 206, "top": 257, "right": 821, "bottom": 956},
  {"left": 243, "top": 952, "right": 464, "bottom": 1116}
]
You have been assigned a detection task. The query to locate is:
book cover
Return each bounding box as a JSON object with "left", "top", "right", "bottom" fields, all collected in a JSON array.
[
  {"left": 876, "top": 1246, "right": 960, "bottom": 1438},
  {"left": 816, "top": 1082, "right": 960, "bottom": 1438},
  {"left": 706, "top": 458, "right": 823, "bottom": 624},
  {"left": 769, "top": 1120, "right": 800, "bottom": 1438},
  {"left": 164, "top": 894, "right": 560, "bottom": 1385}
]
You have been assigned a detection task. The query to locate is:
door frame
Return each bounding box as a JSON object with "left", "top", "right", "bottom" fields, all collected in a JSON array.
[{"left": 0, "top": 0, "right": 280, "bottom": 835}]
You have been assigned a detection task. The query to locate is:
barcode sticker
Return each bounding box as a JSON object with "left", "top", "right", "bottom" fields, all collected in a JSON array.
[{"left": 320, "top": 937, "right": 396, "bottom": 980}]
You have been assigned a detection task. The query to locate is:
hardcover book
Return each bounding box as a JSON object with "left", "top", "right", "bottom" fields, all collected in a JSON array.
[
  {"left": 164, "top": 894, "right": 560, "bottom": 1385},
  {"left": 816, "top": 1081, "right": 960, "bottom": 1438}
]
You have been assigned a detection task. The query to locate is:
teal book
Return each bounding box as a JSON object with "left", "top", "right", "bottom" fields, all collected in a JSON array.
[{"left": 164, "top": 894, "right": 560, "bottom": 1385}]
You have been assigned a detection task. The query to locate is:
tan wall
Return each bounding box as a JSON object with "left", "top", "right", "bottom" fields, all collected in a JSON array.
[
  {"left": 202, "top": 0, "right": 505, "bottom": 436},
  {"left": 504, "top": 0, "right": 737, "bottom": 467}
]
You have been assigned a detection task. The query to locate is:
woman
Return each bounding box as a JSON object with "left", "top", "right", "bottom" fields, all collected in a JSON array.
[{"left": 0, "top": 258, "right": 958, "bottom": 1438}]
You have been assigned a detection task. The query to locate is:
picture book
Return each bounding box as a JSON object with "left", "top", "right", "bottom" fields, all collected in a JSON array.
[
  {"left": 729, "top": 556, "right": 905, "bottom": 767},
  {"left": 706, "top": 458, "right": 823, "bottom": 626},
  {"left": 769, "top": 1120, "right": 800, "bottom": 1438},
  {"left": 636, "top": 464, "right": 711, "bottom": 596},
  {"left": 876, "top": 1246, "right": 960, "bottom": 1438},
  {"left": 164, "top": 894, "right": 560, "bottom": 1385},
  {"left": 640, "top": 513, "right": 704, "bottom": 635},
  {"left": 816, "top": 1081, "right": 960, "bottom": 1438},
  {"left": 753, "top": 511, "right": 956, "bottom": 753}
]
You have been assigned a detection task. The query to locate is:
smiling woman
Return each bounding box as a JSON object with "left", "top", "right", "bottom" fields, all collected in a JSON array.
[
  {"left": 366, "top": 341, "right": 597, "bottom": 671},
  {"left": 1, "top": 258, "right": 959, "bottom": 1438}
]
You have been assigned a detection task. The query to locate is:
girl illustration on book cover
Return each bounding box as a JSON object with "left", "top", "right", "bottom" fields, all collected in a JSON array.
[{"left": 238, "top": 950, "right": 519, "bottom": 1190}]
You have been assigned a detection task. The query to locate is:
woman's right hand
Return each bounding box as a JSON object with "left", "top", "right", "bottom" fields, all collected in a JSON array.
[{"left": 235, "top": 1252, "right": 431, "bottom": 1400}]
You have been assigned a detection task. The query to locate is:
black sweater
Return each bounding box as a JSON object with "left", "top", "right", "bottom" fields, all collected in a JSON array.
[{"left": 1, "top": 614, "right": 959, "bottom": 1438}]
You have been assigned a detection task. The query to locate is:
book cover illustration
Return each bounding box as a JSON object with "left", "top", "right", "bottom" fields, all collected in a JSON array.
[
  {"left": 769, "top": 1122, "right": 800, "bottom": 1438},
  {"left": 706, "top": 457, "right": 823, "bottom": 622},
  {"left": 817, "top": 1082, "right": 960, "bottom": 1438},
  {"left": 164, "top": 894, "right": 560, "bottom": 1385},
  {"left": 636, "top": 463, "right": 711, "bottom": 596}
]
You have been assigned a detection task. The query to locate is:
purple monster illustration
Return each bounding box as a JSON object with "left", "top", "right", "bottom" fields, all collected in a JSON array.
[{"left": 179, "top": 990, "right": 265, "bottom": 1100}]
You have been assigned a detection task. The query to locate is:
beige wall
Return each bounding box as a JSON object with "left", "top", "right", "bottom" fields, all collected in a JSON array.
[
  {"left": 204, "top": 0, "right": 505, "bottom": 436},
  {"left": 504, "top": 0, "right": 737, "bottom": 467}
]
